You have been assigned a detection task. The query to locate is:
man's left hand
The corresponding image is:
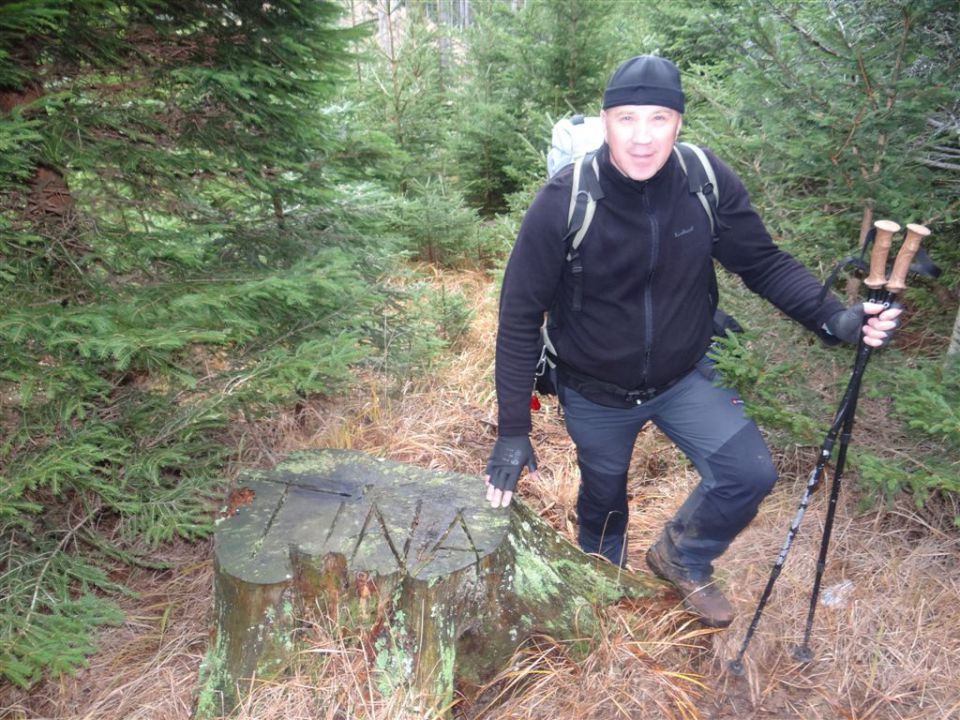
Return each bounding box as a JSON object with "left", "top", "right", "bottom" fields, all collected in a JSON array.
[{"left": 825, "top": 302, "right": 903, "bottom": 348}]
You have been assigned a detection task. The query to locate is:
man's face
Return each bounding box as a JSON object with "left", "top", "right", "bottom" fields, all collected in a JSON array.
[{"left": 602, "top": 105, "right": 683, "bottom": 181}]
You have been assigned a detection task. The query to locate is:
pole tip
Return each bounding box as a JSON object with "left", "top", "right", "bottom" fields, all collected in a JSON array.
[
  {"left": 791, "top": 644, "right": 815, "bottom": 664},
  {"left": 728, "top": 659, "right": 745, "bottom": 676}
]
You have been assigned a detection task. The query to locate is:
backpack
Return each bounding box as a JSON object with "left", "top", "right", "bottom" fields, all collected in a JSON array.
[
  {"left": 559, "top": 140, "right": 722, "bottom": 312},
  {"left": 547, "top": 114, "right": 604, "bottom": 178},
  {"left": 534, "top": 119, "right": 740, "bottom": 398}
]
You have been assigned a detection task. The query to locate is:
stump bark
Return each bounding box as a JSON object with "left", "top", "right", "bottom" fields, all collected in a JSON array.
[{"left": 195, "top": 449, "right": 662, "bottom": 717}]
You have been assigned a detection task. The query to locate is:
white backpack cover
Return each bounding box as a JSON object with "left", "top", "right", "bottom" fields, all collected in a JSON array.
[{"left": 546, "top": 115, "right": 605, "bottom": 178}]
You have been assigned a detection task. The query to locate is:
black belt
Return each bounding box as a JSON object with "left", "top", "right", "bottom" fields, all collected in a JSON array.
[{"left": 554, "top": 357, "right": 693, "bottom": 409}]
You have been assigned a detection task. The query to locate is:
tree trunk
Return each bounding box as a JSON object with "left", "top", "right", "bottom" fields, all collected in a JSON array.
[
  {"left": 845, "top": 205, "right": 874, "bottom": 302},
  {"left": 438, "top": 0, "right": 451, "bottom": 91},
  {"left": 949, "top": 303, "right": 960, "bottom": 356},
  {"left": 195, "top": 449, "right": 662, "bottom": 718}
]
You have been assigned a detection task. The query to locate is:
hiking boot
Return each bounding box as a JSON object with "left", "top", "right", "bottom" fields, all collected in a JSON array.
[{"left": 645, "top": 541, "right": 735, "bottom": 628}]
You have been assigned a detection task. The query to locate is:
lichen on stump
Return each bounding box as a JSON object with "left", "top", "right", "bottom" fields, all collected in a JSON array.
[{"left": 195, "top": 449, "right": 662, "bottom": 717}]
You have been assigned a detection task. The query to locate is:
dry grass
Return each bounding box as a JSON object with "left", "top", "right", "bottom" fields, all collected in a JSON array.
[
  {"left": 1, "top": 544, "right": 213, "bottom": 720},
  {"left": 3, "top": 267, "right": 959, "bottom": 720}
]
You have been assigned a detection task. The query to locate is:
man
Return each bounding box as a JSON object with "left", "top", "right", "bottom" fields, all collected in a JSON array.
[{"left": 484, "top": 55, "right": 900, "bottom": 628}]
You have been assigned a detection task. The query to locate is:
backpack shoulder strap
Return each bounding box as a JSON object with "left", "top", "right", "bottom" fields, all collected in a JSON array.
[
  {"left": 563, "top": 151, "right": 603, "bottom": 312},
  {"left": 674, "top": 142, "right": 726, "bottom": 320},
  {"left": 673, "top": 142, "right": 720, "bottom": 241},
  {"left": 566, "top": 152, "right": 603, "bottom": 251}
]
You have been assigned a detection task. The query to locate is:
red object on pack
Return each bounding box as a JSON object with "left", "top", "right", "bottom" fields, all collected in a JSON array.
[{"left": 530, "top": 394, "right": 541, "bottom": 411}]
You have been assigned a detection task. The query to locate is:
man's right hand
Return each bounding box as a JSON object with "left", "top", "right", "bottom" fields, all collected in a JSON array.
[{"left": 484, "top": 435, "right": 538, "bottom": 508}]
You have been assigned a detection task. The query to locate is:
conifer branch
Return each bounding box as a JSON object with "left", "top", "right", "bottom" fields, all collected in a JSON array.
[
  {"left": 763, "top": 0, "right": 842, "bottom": 58},
  {"left": 24, "top": 501, "right": 101, "bottom": 628}
]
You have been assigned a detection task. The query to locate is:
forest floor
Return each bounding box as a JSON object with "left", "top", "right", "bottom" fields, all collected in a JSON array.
[{"left": 2, "top": 268, "right": 959, "bottom": 720}]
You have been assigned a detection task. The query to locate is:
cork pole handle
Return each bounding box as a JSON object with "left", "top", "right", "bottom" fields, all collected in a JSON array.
[
  {"left": 886, "top": 223, "right": 931, "bottom": 294},
  {"left": 864, "top": 220, "right": 900, "bottom": 290}
]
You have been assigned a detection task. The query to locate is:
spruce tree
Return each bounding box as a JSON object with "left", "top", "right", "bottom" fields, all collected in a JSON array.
[
  {"left": 659, "top": 0, "right": 958, "bottom": 258},
  {"left": 453, "top": 0, "right": 656, "bottom": 212},
  {"left": 0, "top": 0, "right": 400, "bottom": 687},
  {"left": 346, "top": 1, "right": 488, "bottom": 265}
]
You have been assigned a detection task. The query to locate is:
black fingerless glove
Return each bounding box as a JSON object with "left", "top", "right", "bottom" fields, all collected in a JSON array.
[
  {"left": 824, "top": 303, "right": 901, "bottom": 348},
  {"left": 485, "top": 435, "right": 537, "bottom": 494},
  {"left": 824, "top": 304, "right": 867, "bottom": 345}
]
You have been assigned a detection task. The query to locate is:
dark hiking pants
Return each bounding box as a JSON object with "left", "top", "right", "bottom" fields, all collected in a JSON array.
[{"left": 559, "top": 357, "right": 778, "bottom": 578}]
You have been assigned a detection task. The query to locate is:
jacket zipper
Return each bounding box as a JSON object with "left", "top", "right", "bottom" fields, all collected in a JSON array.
[{"left": 641, "top": 186, "right": 658, "bottom": 389}]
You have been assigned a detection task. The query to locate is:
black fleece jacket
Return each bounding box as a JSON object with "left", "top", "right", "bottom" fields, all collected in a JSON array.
[{"left": 495, "top": 143, "right": 845, "bottom": 437}]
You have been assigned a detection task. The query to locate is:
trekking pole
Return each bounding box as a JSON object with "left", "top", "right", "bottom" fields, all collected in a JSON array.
[
  {"left": 727, "top": 219, "right": 913, "bottom": 676},
  {"left": 791, "top": 221, "right": 930, "bottom": 664}
]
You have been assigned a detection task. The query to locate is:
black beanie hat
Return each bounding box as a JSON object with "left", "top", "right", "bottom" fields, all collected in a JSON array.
[{"left": 602, "top": 55, "right": 685, "bottom": 113}]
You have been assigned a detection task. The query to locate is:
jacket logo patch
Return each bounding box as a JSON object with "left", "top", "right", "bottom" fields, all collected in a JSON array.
[{"left": 674, "top": 225, "right": 695, "bottom": 238}]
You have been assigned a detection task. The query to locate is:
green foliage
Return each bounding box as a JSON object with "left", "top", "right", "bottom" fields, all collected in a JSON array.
[
  {"left": 476, "top": 213, "right": 522, "bottom": 262},
  {"left": 343, "top": 3, "right": 490, "bottom": 270},
  {"left": 396, "top": 177, "right": 483, "bottom": 266},
  {"left": 351, "top": 1, "right": 455, "bottom": 189},
  {"left": 467, "top": 0, "right": 653, "bottom": 116},
  {"left": 0, "top": 241, "right": 386, "bottom": 687},
  {"left": 0, "top": 582, "right": 125, "bottom": 688},
  {"left": 855, "top": 360, "right": 960, "bottom": 521},
  {"left": 428, "top": 284, "right": 474, "bottom": 349},
  {"left": 0, "top": 0, "right": 441, "bottom": 688},
  {"left": 707, "top": 331, "right": 823, "bottom": 443},
  {"left": 894, "top": 362, "right": 960, "bottom": 448},
  {"left": 450, "top": 96, "right": 522, "bottom": 212},
  {"left": 363, "top": 274, "right": 475, "bottom": 379},
  {"left": 0, "top": 110, "right": 43, "bottom": 187},
  {"left": 856, "top": 450, "right": 960, "bottom": 523},
  {"left": 660, "top": 0, "right": 959, "bottom": 266},
  {"left": 454, "top": 0, "right": 658, "bottom": 213}
]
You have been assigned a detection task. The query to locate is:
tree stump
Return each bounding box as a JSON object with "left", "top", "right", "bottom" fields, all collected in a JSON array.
[{"left": 195, "top": 449, "right": 662, "bottom": 717}]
